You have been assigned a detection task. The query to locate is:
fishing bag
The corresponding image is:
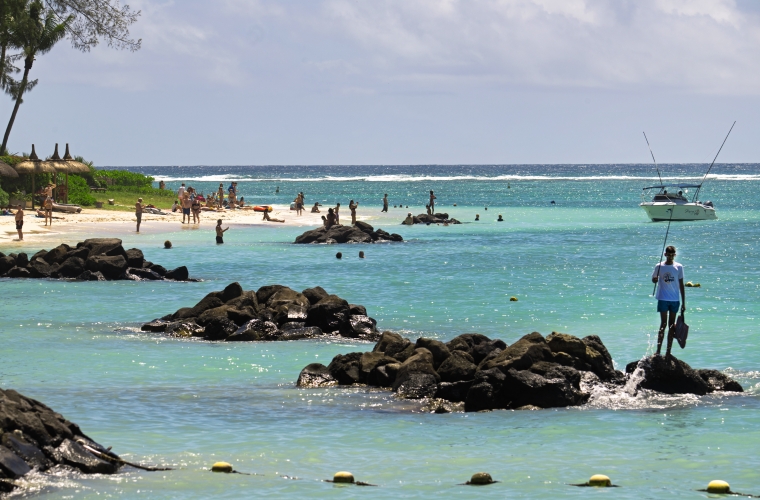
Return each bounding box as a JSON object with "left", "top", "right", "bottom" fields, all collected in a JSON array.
[{"left": 675, "top": 313, "right": 689, "bottom": 349}]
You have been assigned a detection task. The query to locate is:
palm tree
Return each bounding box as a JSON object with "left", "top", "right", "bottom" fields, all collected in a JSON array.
[{"left": 1, "top": 2, "right": 71, "bottom": 154}]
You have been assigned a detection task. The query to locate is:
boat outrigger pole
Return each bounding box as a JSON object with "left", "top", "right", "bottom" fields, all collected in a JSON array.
[
  {"left": 692, "top": 121, "right": 736, "bottom": 202},
  {"left": 643, "top": 132, "right": 663, "bottom": 186}
]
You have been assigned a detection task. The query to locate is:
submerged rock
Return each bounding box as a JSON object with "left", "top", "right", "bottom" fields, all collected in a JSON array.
[{"left": 625, "top": 356, "right": 743, "bottom": 395}]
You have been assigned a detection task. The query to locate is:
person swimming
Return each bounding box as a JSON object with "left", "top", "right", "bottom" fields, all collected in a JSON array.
[
  {"left": 497, "top": 214, "right": 504, "bottom": 221},
  {"left": 475, "top": 214, "right": 480, "bottom": 221}
]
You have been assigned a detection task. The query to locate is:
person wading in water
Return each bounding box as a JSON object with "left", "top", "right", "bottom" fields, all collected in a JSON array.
[{"left": 651, "top": 245, "right": 685, "bottom": 359}]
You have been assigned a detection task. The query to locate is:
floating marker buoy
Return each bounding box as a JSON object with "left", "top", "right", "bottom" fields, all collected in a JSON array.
[
  {"left": 333, "top": 471, "right": 355, "bottom": 484},
  {"left": 588, "top": 474, "right": 611, "bottom": 487},
  {"left": 467, "top": 472, "right": 494, "bottom": 485},
  {"left": 211, "top": 462, "right": 233, "bottom": 473},
  {"left": 510, "top": 296, "right": 518, "bottom": 302},
  {"left": 706, "top": 480, "right": 730, "bottom": 493}
]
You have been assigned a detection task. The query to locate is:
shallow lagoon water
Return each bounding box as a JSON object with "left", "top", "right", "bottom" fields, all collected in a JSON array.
[{"left": 2, "top": 164, "right": 760, "bottom": 498}]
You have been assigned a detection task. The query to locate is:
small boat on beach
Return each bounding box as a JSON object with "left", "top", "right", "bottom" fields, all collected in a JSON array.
[
  {"left": 640, "top": 184, "right": 716, "bottom": 221},
  {"left": 52, "top": 202, "right": 82, "bottom": 214}
]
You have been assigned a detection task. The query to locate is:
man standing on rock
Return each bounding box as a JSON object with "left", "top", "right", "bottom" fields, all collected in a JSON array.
[
  {"left": 429, "top": 190, "right": 436, "bottom": 214},
  {"left": 651, "top": 245, "right": 685, "bottom": 358},
  {"left": 349, "top": 200, "right": 358, "bottom": 225}
]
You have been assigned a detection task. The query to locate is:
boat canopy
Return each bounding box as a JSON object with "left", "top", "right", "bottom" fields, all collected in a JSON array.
[{"left": 641, "top": 184, "right": 701, "bottom": 191}]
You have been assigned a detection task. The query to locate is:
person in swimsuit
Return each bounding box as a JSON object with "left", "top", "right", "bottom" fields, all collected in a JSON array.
[
  {"left": 334, "top": 203, "right": 341, "bottom": 224},
  {"left": 215, "top": 219, "right": 228, "bottom": 244},
  {"left": 652, "top": 245, "right": 686, "bottom": 358},
  {"left": 43, "top": 196, "right": 53, "bottom": 226},
  {"left": 262, "top": 211, "right": 285, "bottom": 223},
  {"left": 135, "top": 198, "right": 144, "bottom": 232},
  {"left": 349, "top": 200, "right": 358, "bottom": 225},
  {"left": 382, "top": 194, "right": 388, "bottom": 212},
  {"left": 311, "top": 202, "right": 320, "bottom": 213},
  {"left": 429, "top": 190, "right": 436, "bottom": 214},
  {"left": 325, "top": 208, "right": 336, "bottom": 229},
  {"left": 217, "top": 184, "right": 224, "bottom": 209},
  {"left": 181, "top": 193, "right": 192, "bottom": 223},
  {"left": 15, "top": 205, "right": 24, "bottom": 240},
  {"left": 191, "top": 197, "right": 201, "bottom": 224}
]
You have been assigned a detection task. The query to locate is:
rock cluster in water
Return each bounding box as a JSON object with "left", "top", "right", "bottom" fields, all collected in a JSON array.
[
  {"left": 402, "top": 212, "right": 461, "bottom": 225},
  {"left": 141, "top": 282, "right": 381, "bottom": 341},
  {"left": 0, "top": 238, "right": 191, "bottom": 281},
  {"left": 295, "top": 221, "right": 403, "bottom": 244},
  {"left": 297, "top": 331, "right": 743, "bottom": 412},
  {"left": 0, "top": 387, "right": 121, "bottom": 494}
]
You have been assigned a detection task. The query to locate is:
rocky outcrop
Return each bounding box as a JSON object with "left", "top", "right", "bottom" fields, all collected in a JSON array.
[
  {"left": 295, "top": 221, "right": 403, "bottom": 244},
  {"left": 625, "top": 356, "right": 744, "bottom": 395},
  {"left": 0, "top": 239, "right": 193, "bottom": 282},
  {"left": 141, "top": 282, "right": 381, "bottom": 342},
  {"left": 0, "top": 387, "right": 121, "bottom": 494},
  {"left": 402, "top": 212, "right": 461, "bottom": 225},
  {"left": 297, "top": 331, "right": 744, "bottom": 412}
]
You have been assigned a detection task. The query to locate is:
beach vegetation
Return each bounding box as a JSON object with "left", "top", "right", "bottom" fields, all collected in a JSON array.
[
  {"left": 0, "top": 184, "right": 8, "bottom": 206},
  {"left": 66, "top": 174, "right": 96, "bottom": 206}
]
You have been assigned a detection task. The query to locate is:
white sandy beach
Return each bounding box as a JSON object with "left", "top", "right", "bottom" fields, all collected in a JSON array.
[{"left": 0, "top": 204, "right": 329, "bottom": 248}]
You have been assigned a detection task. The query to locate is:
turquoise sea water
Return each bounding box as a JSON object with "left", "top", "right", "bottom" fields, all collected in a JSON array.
[{"left": 2, "top": 164, "right": 760, "bottom": 498}]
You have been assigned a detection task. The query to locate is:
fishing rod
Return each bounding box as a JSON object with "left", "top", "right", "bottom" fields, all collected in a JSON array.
[
  {"left": 652, "top": 208, "right": 674, "bottom": 296},
  {"left": 692, "top": 121, "right": 736, "bottom": 202},
  {"left": 643, "top": 132, "right": 663, "bottom": 186}
]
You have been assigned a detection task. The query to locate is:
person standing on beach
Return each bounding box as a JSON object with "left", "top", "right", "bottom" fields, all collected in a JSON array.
[
  {"left": 43, "top": 195, "right": 53, "bottom": 226},
  {"left": 14, "top": 205, "right": 23, "bottom": 240},
  {"left": 215, "top": 219, "right": 228, "bottom": 244},
  {"left": 177, "top": 183, "right": 186, "bottom": 200},
  {"left": 295, "top": 192, "right": 303, "bottom": 216},
  {"left": 217, "top": 183, "right": 224, "bottom": 208},
  {"left": 349, "top": 200, "right": 358, "bottom": 225},
  {"left": 429, "top": 190, "right": 437, "bottom": 214},
  {"left": 651, "top": 245, "right": 685, "bottom": 358},
  {"left": 135, "top": 198, "right": 144, "bottom": 232},
  {"left": 181, "top": 193, "right": 192, "bottom": 224},
  {"left": 228, "top": 183, "right": 237, "bottom": 209},
  {"left": 191, "top": 196, "right": 201, "bottom": 224},
  {"left": 382, "top": 194, "right": 388, "bottom": 212},
  {"left": 334, "top": 203, "right": 341, "bottom": 224}
]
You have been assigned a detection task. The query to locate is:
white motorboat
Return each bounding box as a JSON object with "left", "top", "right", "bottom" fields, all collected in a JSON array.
[
  {"left": 640, "top": 184, "right": 716, "bottom": 222},
  {"left": 52, "top": 202, "right": 82, "bottom": 214}
]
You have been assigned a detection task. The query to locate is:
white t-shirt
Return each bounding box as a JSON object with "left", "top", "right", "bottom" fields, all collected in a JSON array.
[
  {"left": 652, "top": 261, "right": 684, "bottom": 302},
  {"left": 177, "top": 186, "right": 185, "bottom": 198}
]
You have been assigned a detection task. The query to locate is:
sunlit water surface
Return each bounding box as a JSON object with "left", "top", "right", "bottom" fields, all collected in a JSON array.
[{"left": 2, "top": 164, "right": 759, "bottom": 498}]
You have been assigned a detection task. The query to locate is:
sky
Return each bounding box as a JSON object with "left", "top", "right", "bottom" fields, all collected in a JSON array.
[{"left": 3, "top": 0, "right": 760, "bottom": 166}]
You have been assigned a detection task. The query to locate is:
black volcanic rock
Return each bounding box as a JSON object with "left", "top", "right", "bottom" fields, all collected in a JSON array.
[
  {"left": 141, "top": 283, "right": 380, "bottom": 342},
  {"left": 297, "top": 331, "right": 742, "bottom": 412},
  {"left": 295, "top": 221, "right": 403, "bottom": 244}
]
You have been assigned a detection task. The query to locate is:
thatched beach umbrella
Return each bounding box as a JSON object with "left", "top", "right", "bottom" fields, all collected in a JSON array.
[
  {"left": 0, "top": 160, "right": 19, "bottom": 178},
  {"left": 13, "top": 145, "right": 56, "bottom": 208},
  {"left": 43, "top": 144, "right": 91, "bottom": 202}
]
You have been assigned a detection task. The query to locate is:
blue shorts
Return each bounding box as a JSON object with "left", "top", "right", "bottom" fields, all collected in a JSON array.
[
  {"left": 182, "top": 208, "right": 191, "bottom": 215},
  {"left": 657, "top": 300, "right": 680, "bottom": 313}
]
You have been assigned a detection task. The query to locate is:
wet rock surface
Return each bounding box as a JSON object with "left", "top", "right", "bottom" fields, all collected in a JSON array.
[
  {"left": 401, "top": 212, "right": 461, "bottom": 225},
  {"left": 141, "top": 282, "right": 381, "bottom": 341},
  {"left": 295, "top": 221, "right": 403, "bottom": 244},
  {"left": 0, "top": 239, "right": 194, "bottom": 281},
  {"left": 297, "top": 331, "right": 743, "bottom": 411},
  {"left": 0, "top": 388, "right": 121, "bottom": 493}
]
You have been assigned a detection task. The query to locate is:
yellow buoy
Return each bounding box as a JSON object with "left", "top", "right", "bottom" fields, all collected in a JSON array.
[
  {"left": 706, "top": 480, "right": 730, "bottom": 493},
  {"left": 211, "top": 461, "right": 233, "bottom": 473},
  {"left": 333, "top": 471, "right": 355, "bottom": 483},
  {"left": 510, "top": 296, "right": 518, "bottom": 302},
  {"left": 468, "top": 472, "right": 494, "bottom": 485},
  {"left": 588, "top": 474, "right": 611, "bottom": 487}
]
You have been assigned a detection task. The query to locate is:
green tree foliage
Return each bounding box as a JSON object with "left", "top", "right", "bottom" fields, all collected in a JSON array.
[
  {"left": 0, "top": 182, "right": 9, "bottom": 206},
  {"left": 1, "top": 2, "right": 71, "bottom": 154},
  {"left": 66, "top": 173, "right": 95, "bottom": 206}
]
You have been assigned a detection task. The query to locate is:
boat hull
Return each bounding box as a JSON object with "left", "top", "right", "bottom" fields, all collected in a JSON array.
[{"left": 640, "top": 202, "right": 717, "bottom": 222}]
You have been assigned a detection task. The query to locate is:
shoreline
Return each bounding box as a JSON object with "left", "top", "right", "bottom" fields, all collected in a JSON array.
[{"left": 0, "top": 204, "right": 331, "bottom": 248}]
